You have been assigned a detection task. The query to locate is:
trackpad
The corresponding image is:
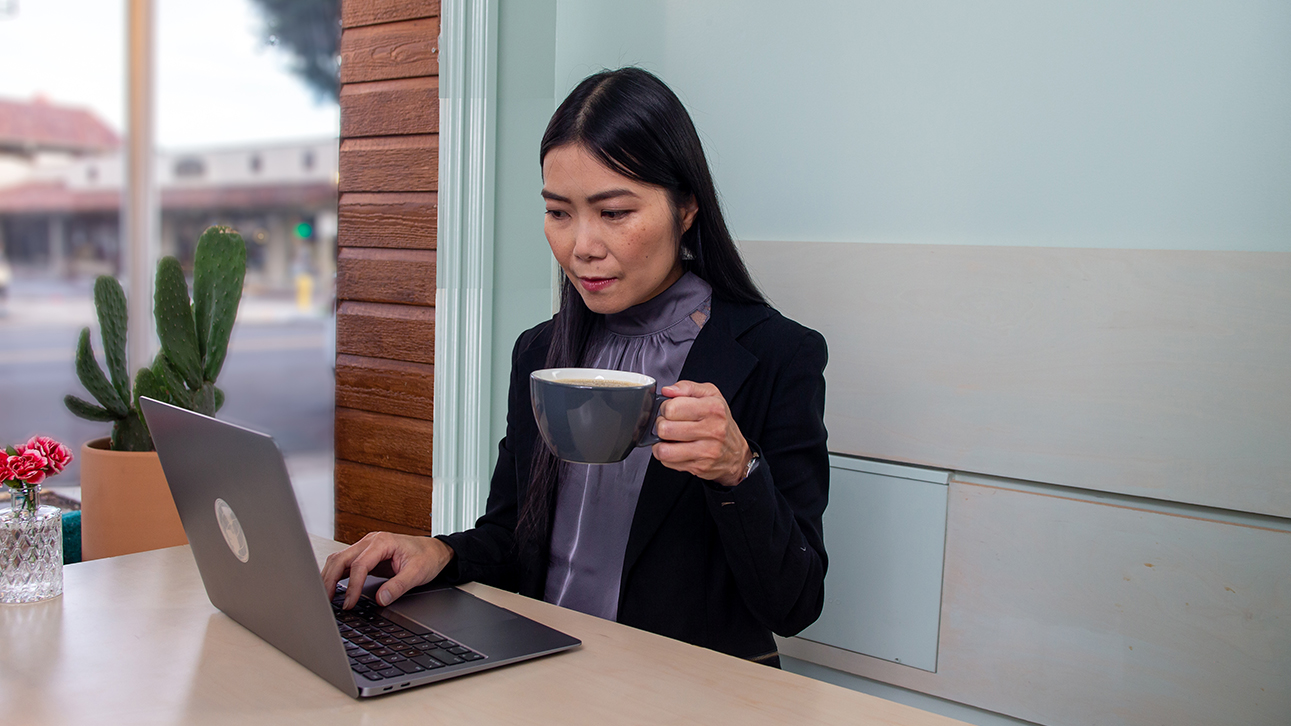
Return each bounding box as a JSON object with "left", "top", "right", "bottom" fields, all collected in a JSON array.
[{"left": 391, "top": 586, "right": 519, "bottom": 632}]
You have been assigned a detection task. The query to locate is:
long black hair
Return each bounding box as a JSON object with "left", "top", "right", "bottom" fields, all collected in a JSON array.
[{"left": 515, "top": 67, "right": 767, "bottom": 550}]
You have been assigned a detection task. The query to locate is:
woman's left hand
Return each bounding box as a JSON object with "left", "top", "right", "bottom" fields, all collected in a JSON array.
[{"left": 652, "top": 380, "right": 754, "bottom": 487}]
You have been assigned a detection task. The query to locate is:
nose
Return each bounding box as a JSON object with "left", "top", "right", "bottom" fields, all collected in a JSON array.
[{"left": 572, "top": 220, "right": 606, "bottom": 261}]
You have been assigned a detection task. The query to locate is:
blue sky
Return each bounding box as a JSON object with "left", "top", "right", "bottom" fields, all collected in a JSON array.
[{"left": 0, "top": 0, "right": 339, "bottom": 148}]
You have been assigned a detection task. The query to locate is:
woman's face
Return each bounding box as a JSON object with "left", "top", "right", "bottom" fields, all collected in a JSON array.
[{"left": 542, "top": 144, "right": 696, "bottom": 315}]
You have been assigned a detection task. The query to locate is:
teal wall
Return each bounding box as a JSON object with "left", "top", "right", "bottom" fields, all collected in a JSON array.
[
  {"left": 476, "top": 3, "right": 1291, "bottom": 724},
  {"left": 554, "top": 0, "right": 1291, "bottom": 252},
  {"left": 488, "top": 0, "right": 558, "bottom": 456},
  {"left": 489, "top": 0, "right": 1291, "bottom": 458}
]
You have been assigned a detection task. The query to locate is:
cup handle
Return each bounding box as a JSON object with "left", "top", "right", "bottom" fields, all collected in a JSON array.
[{"left": 638, "top": 393, "right": 667, "bottom": 447}]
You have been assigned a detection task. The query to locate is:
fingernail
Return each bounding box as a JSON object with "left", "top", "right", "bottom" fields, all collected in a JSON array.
[{"left": 377, "top": 591, "right": 390, "bottom": 606}]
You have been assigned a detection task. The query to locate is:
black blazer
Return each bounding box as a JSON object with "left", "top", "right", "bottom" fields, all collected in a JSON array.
[{"left": 438, "top": 296, "right": 829, "bottom": 660}]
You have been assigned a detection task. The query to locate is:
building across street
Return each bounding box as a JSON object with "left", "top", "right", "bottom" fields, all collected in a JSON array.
[{"left": 0, "top": 95, "right": 337, "bottom": 290}]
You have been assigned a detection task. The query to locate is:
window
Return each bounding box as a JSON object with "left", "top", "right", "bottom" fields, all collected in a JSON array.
[{"left": 174, "top": 157, "right": 205, "bottom": 179}]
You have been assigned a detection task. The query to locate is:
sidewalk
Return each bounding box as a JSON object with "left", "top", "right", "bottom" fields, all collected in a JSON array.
[{"left": 0, "top": 278, "right": 328, "bottom": 328}]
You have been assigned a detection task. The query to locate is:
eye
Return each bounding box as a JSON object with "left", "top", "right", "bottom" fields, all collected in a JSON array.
[
  {"left": 602, "top": 209, "right": 631, "bottom": 220},
  {"left": 545, "top": 209, "right": 568, "bottom": 220}
]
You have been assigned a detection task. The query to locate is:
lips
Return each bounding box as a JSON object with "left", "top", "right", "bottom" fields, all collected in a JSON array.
[{"left": 578, "top": 276, "right": 616, "bottom": 292}]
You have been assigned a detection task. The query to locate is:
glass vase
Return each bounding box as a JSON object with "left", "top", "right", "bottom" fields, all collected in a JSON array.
[{"left": 1, "top": 484, "right": 63, "bottom": 604}]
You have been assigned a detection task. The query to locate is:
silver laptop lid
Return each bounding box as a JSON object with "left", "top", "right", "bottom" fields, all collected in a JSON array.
[{"left": 139, "top": 397, "right": 359, "bottom": 697}]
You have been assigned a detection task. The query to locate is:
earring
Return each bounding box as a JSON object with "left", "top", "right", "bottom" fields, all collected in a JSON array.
[{"left": 680, "top": 246, "right": 695, "bottom": 261}]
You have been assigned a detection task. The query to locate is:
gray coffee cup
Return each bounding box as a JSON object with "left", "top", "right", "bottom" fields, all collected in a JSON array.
[{"left": 530, "top": 368, "right": 666, "bottom": 464}]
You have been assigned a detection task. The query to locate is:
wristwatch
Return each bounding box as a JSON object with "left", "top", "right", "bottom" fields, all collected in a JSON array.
[{"left": 740, "top": 451, "right": 761, "bottom": 482}]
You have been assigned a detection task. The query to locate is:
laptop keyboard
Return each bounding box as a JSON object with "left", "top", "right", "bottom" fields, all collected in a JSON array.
[{"left": 332, "top": 595, "right": 486, "bottom": 682}]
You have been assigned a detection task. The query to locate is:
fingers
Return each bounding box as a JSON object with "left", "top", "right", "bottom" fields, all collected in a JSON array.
[
  {"left": 321, "top": 531, "right": 415, "bottom": 609},
  {"left": 650, "top": 381, "right": 748, "bottom": 484},
  {"left": 660, "top": 380, "right": 718, "bottom": 401},
  {"left": 655, "top": 413, "right": 726, "bottom": 444},
  {"left": 656, "top": 381, "right": 729, "bottom": 441},
  {"left": 373, "top": 537, "right": 451, "bottom": 607},
  {"left": 321, "top": 537, "right": 368, "bottom": 605},
  {"left": 650, "top": 438, "right": 725, "bottom": 470}
]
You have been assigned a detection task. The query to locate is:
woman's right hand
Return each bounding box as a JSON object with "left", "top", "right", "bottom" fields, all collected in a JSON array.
[{"left": 321, "top": 532, "right": 455, "bottom": 609}]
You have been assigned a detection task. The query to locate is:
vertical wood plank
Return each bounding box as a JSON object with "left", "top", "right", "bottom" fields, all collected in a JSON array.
[
  {"left": 343, "top": 0, "right": 440, "bottom": 29},
  {"left": 340, "top": 17, "right": 441, "bottom": 83},
  {"left": 336, "top": 0, "right": 440, "bottom": 542},
  {"left": 338, "top": 192, "right": 437, "bottom": 249}
]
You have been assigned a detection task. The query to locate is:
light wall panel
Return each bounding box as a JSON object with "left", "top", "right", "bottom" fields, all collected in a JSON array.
[{"left": 741, "top": 240, "right": 1291, "bottom": 519}]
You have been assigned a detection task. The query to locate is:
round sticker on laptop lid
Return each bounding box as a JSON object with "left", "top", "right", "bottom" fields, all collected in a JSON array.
[{"left": 214, "top": 498, "right": 250, "bottom": 563}]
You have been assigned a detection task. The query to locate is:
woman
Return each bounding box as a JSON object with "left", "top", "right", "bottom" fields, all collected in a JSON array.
[{"left": 323, "top": 67, "right": 829, "bottom": 666}]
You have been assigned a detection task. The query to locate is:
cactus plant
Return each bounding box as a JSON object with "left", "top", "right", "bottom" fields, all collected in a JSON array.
[{"left": 64, "top": 226, "right": 248, "bottom": 451}]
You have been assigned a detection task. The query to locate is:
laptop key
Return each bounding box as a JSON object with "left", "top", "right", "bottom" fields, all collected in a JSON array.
[
  {"left": 376, "top": 667, "right": 401, "bottom": 678},
  {"left": 426, "top": 650, "right": 463, "bottom": 665},
  {"left": 358, "top": 670, "right": 384, "bottom": 681},
  {"left": 393, "top": 661, "right": 426, "bottom": 674},
  {"left": 411, "top": 654, "right": 445, "bottom": 669},
  {"left": 447, "top": 646, "right": 469, "bottom": 655},
  {"left": 356, "top": 655, "right": 381, "bottom": 665}
]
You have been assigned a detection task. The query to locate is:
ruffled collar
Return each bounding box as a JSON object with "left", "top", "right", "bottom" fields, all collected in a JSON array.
[{"left": 603, "top": 272, "right": 712, "bottom": 337}]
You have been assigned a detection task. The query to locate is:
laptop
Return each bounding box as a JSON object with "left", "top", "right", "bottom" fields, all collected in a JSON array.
[{"left": 139, "top": 397, "right": 581, "bottom": 698}]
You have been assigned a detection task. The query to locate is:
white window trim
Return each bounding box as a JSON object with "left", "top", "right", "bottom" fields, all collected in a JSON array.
[{"left": 433, "top": 0, "right": 498, "bottom": 535}]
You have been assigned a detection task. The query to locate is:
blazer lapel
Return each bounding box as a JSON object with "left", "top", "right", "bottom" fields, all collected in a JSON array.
[{"left": 620, "top": 299, "right": 767, "bottom": 581}]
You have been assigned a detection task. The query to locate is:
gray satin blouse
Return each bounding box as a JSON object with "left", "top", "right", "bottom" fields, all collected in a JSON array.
[{"left": 544, "top": 272, "right": 713, "bottom": 620}]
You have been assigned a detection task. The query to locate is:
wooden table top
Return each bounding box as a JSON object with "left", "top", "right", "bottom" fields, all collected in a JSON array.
[{"left": 0, "top": 538, "right": 967, "bottom": 725}]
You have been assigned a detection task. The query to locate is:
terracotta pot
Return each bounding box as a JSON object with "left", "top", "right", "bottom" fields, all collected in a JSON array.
[{"left": 79, "top": 438, "right": 187, "bottom": 560}]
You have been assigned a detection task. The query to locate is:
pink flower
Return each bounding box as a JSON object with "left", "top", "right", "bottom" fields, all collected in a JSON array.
[
  {"left": 6, "top": 449, "right": 49, "bottom": 485},
  {"left": 0, "top": 455, "right": 14, "bottom": 484},
  {"left": 22, "top": 436, "right": 73, "bottom": 475}
]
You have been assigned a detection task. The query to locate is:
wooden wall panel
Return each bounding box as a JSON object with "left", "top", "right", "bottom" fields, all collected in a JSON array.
[
  {"left": 340, "top": 17, "right": 440, "bottom": 84},
  {"left": 337, "top": 248, "right": 436, "bottom": 305},
  {"left": 343, "top": 0, "right": 440, "bottom": 29},
  {"left": 336, "top": 354, "right": 434, "bottom": 420},
  {"left": 335, "top": 459, "right": 433, "bottom": 530},
  {"left": 335, "top": 408, "right": 434, "bottom": 477},
  {"left": 341, "top": 77, "right": 439, "bottom": 138},
  {"left": 338, "top": 192, "right": 437, "bottom": 249},
  {"left": 336, "top": 301, "right": 434, "bottom": 364},
  {"left": 336, "top": 0, "right": 440, "bottom": 543},
  {"left": 339, "top": 135, "right": 438, "bottom": 193},
  {"left": 336, "top": 511, "right": 431, "bottom": 543}
]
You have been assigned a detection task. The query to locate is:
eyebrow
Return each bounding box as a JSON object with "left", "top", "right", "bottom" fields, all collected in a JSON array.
[{"left": 541, "top": 188, "right": 639, "bottom": 204}]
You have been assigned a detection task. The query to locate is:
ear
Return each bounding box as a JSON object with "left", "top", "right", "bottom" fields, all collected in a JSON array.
[{"left": 679, "top": 196, "right": 699, "bottom": 233}]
